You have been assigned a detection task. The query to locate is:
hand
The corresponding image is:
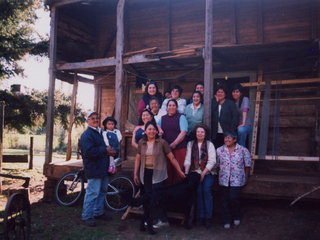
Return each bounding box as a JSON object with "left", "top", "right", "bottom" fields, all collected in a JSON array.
[
  {"left": 200, "top": 172, "right": 206, "bottom": 183},
  {"left": 237, "top": 124, "right": 247, "bottom": 130},
  {"left": 170, "top": 143, "right": 176, "bottom": 150},
  {"left": 179, "top": 171, "right": 186, "bottom": 179},
  {"left": 134, "top": 175, "right": 139, "bottom": 186},
  {"left": 214, "top": 94, "right": 219, "bottom": 102},
  {"left": 107, "top": 146, "right": 117, "bottom": 157}
]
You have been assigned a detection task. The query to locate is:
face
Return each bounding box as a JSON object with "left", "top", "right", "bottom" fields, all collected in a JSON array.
[
  {"left": 87, "top": 114, "right": 100, "bottom": 128},
  {"left": 150, "top": 100, "right": 159, "bottom": 113},
  {"left": 171, "top": 88, "right": 180, "bottom": 100},
  {"left": 147, "top": 84, "right": 157, "bottom": 96},
  {"left": 141, "top": 111, "right": 152, "bottom": 124},
  {"left": 216, "top": 89, "right": 226, "bottom": 101},
  {"left": 106, "top": 121, "right": 114, "bottom": 131},
  {"left": 167, "top": 101, "right": 177, "bottom": 115},
  {"left": 196, "top": 127, "right": 206, "bottom": 141},
  {"left": 145, "top": 124, "right": 158, "bottom": 140},
  {"left": 192, "top": 93, "right": 201, "bottom": 105},
  {"left": 165, "top": 92, "right": 171, "bottom": 99},
  {"left": 195, "top": 84, "right": 204, "bottom": 94},
  {"left": 232, "top": 89, "right": 241, "bottom": 101},
  {"left": 224, "top": 135, "right": 237, "bottom": 147}
]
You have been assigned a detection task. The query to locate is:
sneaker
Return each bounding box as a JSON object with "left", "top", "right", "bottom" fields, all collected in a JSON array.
[
  {"left": 224, "top": 223, "right": 230, "bottom": 229},
  {"left": 82, "top": 218, "right": 97, "bottom": 227},
  {"left": 204, "top": 219, "right": 212, "bottom": 229},
  {"left": 194, "top": 218, "right": 203, "bottom": 227},
  {"left": 234, "top": 220, "right": 240, "bottom": 226},
  {"left": 94, "top": 214, "right": 113, "bottom": 221},
  {"left": 153, "top": 220, "right": 169, "bottom": 229}
]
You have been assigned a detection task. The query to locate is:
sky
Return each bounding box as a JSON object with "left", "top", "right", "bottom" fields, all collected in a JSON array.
[{"left": 7, "top": 8, "right": 94, "bottom": 111}]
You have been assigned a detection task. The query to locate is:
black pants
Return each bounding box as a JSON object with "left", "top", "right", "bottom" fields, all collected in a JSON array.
[
  {"left": 220, "top": 185, "right": 242, "bottom": 224},
  {"left": 213, "top": 133, "right": 225, "bottom": 149}
]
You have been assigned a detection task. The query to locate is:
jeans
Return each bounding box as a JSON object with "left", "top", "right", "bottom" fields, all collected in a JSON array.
[
  {"left": 196, "top": 174, "right": 215, "bottom": 219},
  {"left": 237, "top": 125, "right": 252, "bottom": 147},
  {"left": 220, "top": 185, "right": 242, "bottom": 224},
  {"left": 82, "top": 175, "right": 109, "bottom": 220}
]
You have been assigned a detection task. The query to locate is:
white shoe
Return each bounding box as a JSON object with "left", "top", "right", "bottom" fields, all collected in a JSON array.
[
  {"left": 153, "top": 220, "right": 169, "bottom": 229},
  {"left": 224, "top": 223, "right": 230, "bottom": 229},
  {"left": 234, "top": 220, "right": 240, "bottom": 226}
]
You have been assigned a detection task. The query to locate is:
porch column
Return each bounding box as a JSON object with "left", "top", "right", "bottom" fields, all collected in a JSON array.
[
  {"left": 203, "top": 0, "right": 213, "bottom": 129},
  {"left": 115, "top": 0, "right": 125, "bottom": 131},
  {"left": 45, "top": 5, "right": 58, "bottom": 165}
]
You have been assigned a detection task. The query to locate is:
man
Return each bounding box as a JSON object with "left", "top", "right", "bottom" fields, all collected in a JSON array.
[
  {"left": 80, "top": 110, "right": 117, "bottom": 227},
  {"left": 149, "top": 97, "right": 166, "bottom": 124}
]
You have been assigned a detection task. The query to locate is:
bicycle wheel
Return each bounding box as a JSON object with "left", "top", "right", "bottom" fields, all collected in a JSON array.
[
  {"left": 54, "top": 171, "right": 84, "bottom": 207},
  {"left": 105, "top": 175, "right": 135, "bottom": 211},
  {"left": 4, "top": 193, "right": 30, "bottom": 240}
]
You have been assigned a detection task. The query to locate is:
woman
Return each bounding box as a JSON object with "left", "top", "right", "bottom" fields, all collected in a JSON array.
[
  {"left": 184, "top": 91, "right": 204, "bottom": 142},
  {"left": 184, "top": 124, "right": 216, "bottom": 229},
  {"left": 160, "top": 85, "right": 187, "bottom": 114},
  {"left": 216, "top": 131, "right": 251, "bottom": 229},
  {"left": 158, "top": 99, "right": 188, "bottom": 184},
  {"left": 134, "top": 121, "right": 185, "bottom": 228},
  {"left": 211, "top": 84, "right": 238, "bottom": 149},
  {"left": 187, "top": 82, "right": 204, "bottom": 104},
  {"left": 138, "top": 81, "right": 163, "bottom": 116},
  {"left": 132, "top": 109, "right": 163, "bottom": 149},
  {"left": 232, "top": 83, "right": 252, "bottom": 147}
]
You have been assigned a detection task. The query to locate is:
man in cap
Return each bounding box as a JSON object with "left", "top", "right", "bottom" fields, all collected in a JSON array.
[{"left": 80, "top": 110, "right": 117, "bottom": 227}]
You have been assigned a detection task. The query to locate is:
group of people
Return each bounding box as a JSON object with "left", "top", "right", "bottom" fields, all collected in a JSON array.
[
  {"left": 79, "top": 80, "right": 252, "bottom": 230},
  {"left": 132, "top": 81, "right": 252, "bottom": 229}
]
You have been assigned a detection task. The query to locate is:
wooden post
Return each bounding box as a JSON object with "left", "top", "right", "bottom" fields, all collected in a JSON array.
[
  {"left": 0, "top": 101, "right": 4, "bottom": 194},
  {"left": 29, "top": 137, "right": 33, "bottom": 170},
  {"left": 45, "top": 6, "right": 58, "bottom": 165},
  {"left": 203, "top": 0, "right": 213, "bottom": 129},
  {"left": 115, "top": 0, "right": 125, "bottom": 131},
  {"left": 66, "top": 71, "right": 78, "bottom": 161}
]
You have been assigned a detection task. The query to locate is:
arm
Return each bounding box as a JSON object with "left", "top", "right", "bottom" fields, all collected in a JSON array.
[
  {"left": 229, "top": 101, "right": 239, "bottom": 132},
  {"left": 178, "top": 98, "right": 187, "bottom": 113},
  {"left": 137, "top": 99, "right": 146, "bottom": 116},
  {"left": 157, "top": 125, "right": 164, "bottom": 136},
  {"left": 131, "top": 127, "right": 139, "bottom": 149},
  {"left": 134, "top": 154, "right": 141, "bottom": 185},
  {"left": 244, "top": 167, "right": 250, "bottom": 185},
  {"left": 170, "top": 115, "right": 188, "bottom": 149},
  {"left": 116, "top": 129, "right": 122, "bottom": 142},
  {"left": 183, "top": 141, "right": 193, "bottom": 174},
  {"left": 102, "top": 131, "right": 110, "bottom": 147},
  {"left": 167, "top": 152, "right": 186, "bottom": 179}
]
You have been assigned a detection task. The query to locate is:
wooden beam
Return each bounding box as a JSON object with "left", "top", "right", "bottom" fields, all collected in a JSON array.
[
  {"left": 45, "top": 6, "right": 58, "bottom": 165},
  {"left": 52, "top": 0, "right": 94, "bottom": 7},
  {"left": 241, "top": 78, "right": 320, "bottom": 87},
  {"left": 229, "top": 0, "right": 237, "bottom": 45},
  {"left": 56, "top": 58, "right": 116, "bottom": 71},
  {"left": 115, "top": 0, "right": 125, "bottom": 132},
  {"left": 203, "top": 0, "right": 213, "bottom": 129},
  {"left": 66, "top": 72, "right": 78, "bottom": 161},
  {"left": 252, "top": 155, "right": 319, "bottom": 161},
  {"left": 56, "top": 71, "right": 95, "bottom": 84}
]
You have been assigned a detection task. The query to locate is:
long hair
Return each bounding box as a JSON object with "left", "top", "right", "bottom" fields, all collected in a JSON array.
[
  {"left": 143, "top": 121, "right": 160, "bottom": 141},
  {"left": 143, "top": 81, "right": 162, "bottom": 99},
  {"left": 138, "top": 109, "right": 155, "bottom": 126},
  {"left": 232, "top": 83, "right": 244, "bottom": 109}
]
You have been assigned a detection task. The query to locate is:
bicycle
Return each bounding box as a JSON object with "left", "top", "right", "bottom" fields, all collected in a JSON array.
[{"left": 54, "top": 158, "right": 136, "bottom": 211}]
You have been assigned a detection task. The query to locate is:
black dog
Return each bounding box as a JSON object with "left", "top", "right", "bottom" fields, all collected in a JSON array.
[{"left": 121, "top": 172, "right": 200, "bottom": 235}]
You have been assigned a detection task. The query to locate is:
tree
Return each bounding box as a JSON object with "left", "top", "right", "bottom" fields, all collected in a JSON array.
[
  {"left": 0, "top": 0, "right": 49, "bottom": 80},
  {"left": 0, "top": 89, "right": 86, "bottom": 134}
]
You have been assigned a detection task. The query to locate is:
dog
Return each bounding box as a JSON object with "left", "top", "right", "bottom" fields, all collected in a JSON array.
[{"left": 121, "top": 172, "right": 200, "bottom": 235}]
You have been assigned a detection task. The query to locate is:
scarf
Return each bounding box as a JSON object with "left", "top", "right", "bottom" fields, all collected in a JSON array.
[{"left": 191, "top": 140, "right": 208, "bottom": 171}]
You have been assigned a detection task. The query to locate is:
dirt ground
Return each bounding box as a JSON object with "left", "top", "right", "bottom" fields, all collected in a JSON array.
[{"left": 1, "top": 165, "right": 320, "bottom": 240}]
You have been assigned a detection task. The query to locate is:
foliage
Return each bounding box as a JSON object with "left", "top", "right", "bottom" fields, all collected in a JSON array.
[
  {"left": 0, "top": 89, "right": 86, "bottom": 134},
  {"left": 0, "top": 0, "right": 49, "bottom": 80}
]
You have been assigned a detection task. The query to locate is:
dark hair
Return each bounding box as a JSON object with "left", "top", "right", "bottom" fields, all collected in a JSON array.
[
  {"left": 214, "top": 84, "right": 228, "bottom": 95},
  {"left": 164, "top": 90, "right": 170, "bottom": 95},
  {"left": 170, "top": 85, "right": 183, "bottom": 96},
  {"left": 194, "top": 82, "right": 204, "bottom": 91},
  {"left": 232, "top": 83, "right": 244, "bottom": 109},
  {"left": 192, "top": 123, "right": 211, "bottom": 141},
  {"left": 167, "top": 99, "right": 178, "bottom": 108},
  {"left": 102, "top": 116, "right": 117, "bottom": 131},
  {"left": 138, "top": 109, "right": 155, "bottom": 125},
  {"left": 149, "top": 96, "right": 160, "bottom": 105},
  {"left": 143, "top": 121, "right": 160, "bottom": 140},
  {"left": 143, "top": 81, "right": 162, "bottom": 99},
  {"left": 191, "top": 91, "right": 203, "bottom": 102},
  {"left": 223, "top": 131, "right": 238, "bottom": 139}
]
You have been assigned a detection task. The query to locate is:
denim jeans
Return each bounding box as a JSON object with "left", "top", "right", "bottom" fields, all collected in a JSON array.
[
  {"left": 220, "top": 185, "right": 242, "bottom": 224},
  {"left": 82, "top": 175, "right": 109, "bottom": 220},
  {"left": 196, "top": 174, "right": 215, "bottom": 219},
  {"left": 237, "top": 125, "right": 252, "bottom": 147}
]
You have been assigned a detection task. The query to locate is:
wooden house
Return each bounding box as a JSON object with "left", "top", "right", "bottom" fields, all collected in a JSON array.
[{"left": 44, "top": 0, "right": 320, "bottom": 200}]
